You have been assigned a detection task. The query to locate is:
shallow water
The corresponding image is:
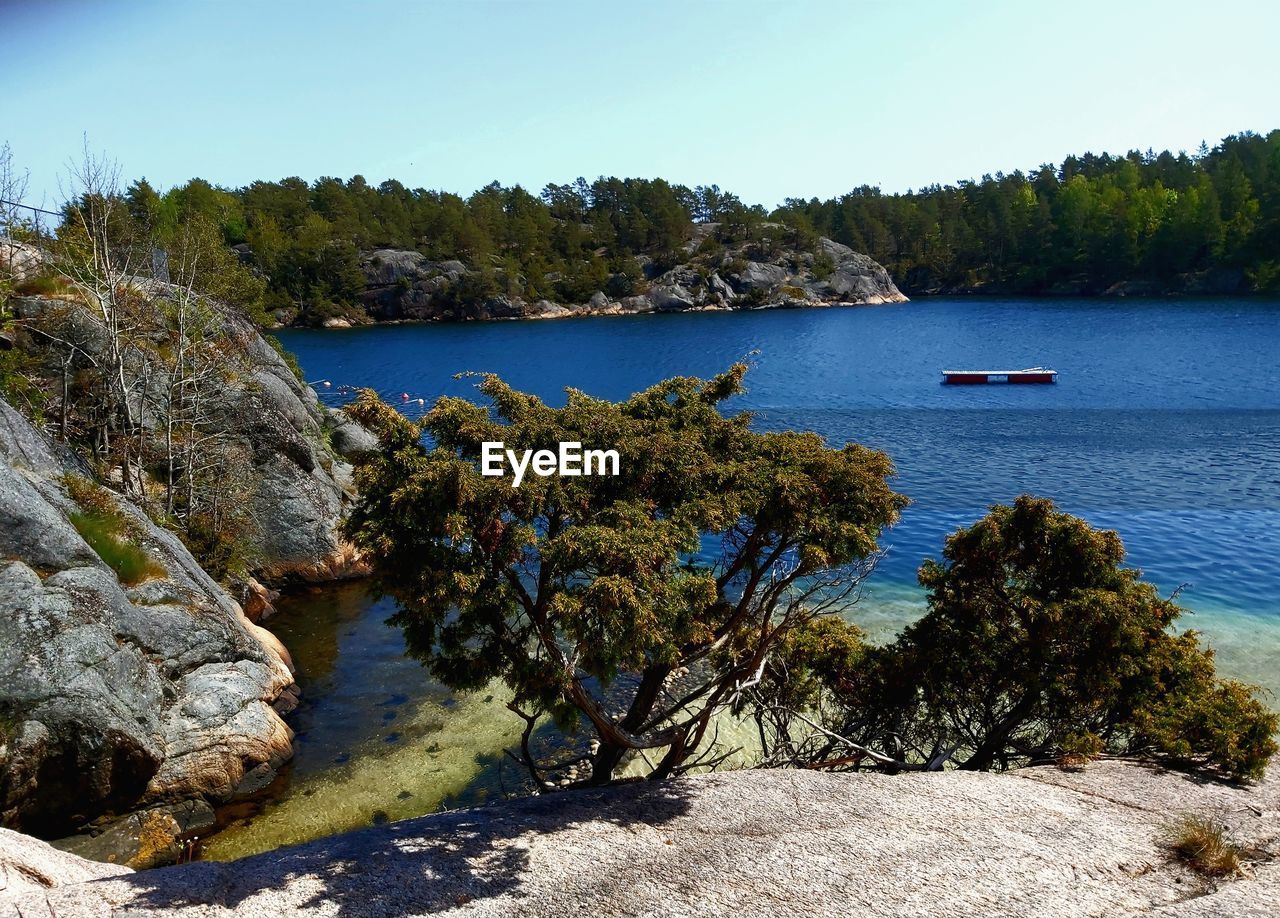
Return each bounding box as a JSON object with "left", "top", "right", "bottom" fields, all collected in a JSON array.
[
  {"left": 200, "top": 585, "right": 524, "bottom": 861},
  {"left": 207, "top": 297, "right": 1280, "bottom": 859}
]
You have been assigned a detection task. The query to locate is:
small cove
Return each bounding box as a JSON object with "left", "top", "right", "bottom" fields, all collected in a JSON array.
[{"left": 206, "top": 297, "right": 1280, "bottom": 859}]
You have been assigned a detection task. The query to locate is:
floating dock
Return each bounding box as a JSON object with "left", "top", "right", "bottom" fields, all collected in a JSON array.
[{"left": 942, "top": 367, "right": 1058, "bottom": 385}]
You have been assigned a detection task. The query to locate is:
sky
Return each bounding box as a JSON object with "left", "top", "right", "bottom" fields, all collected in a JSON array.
[{"left": 3, "top": 0, "right": 1279, "bottom": 210}]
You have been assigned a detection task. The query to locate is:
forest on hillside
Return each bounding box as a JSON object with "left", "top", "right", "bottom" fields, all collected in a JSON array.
[{"left": 8, "top": 130, "right": 1280, "bottom": 322}]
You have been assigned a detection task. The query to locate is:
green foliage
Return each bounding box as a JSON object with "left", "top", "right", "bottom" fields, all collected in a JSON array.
[
  {"left": 811, "top": 253, "right": 836, "bottom": 281},
  {"left": 1058, "top": 731, "right": 1105, "bottom": 770},
  {"left": 180, "top": 509, "right": 258, "bottom": 583},
  {"left": 709, "top": 494, "right": 1270, "bottom": 784},
  {"left": 767, "top": 496, "right": 1277, "bottom": 780},
  {"left": 0, "top": 344, "right": 48, "bottom": 418},
  {"left": 11, "top": 273, "right": 69, "bottom": 297},
  {"left": 761, "top": 616, "right": 869, "bottom": 715},
  {"left": 63, "top": 476, "right": 164, "bottom": 585},
  {"left": 343, "top": 366, "right": 905, "bottom": 784},
  {"left": 68, "top": 510, "right": 158, "bottom": 584},
  {"left": 171, "top": 214, "right": 269, "bottom": 323},
  {"left": 775, "top": 130, "right": 1280, "bottom": 293}
]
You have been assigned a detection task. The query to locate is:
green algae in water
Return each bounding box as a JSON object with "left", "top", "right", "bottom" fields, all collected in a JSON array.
[
  {"left": 203, "top": 573, "right": 1279, "bottom": 862},
  {"left": 201, "top": 584, "right": 524, "bottom": 861}
]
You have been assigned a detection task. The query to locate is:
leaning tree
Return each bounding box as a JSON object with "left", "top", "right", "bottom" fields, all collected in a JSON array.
[{"left": 344, "top": 365, "right": 906, "bottom": 786}]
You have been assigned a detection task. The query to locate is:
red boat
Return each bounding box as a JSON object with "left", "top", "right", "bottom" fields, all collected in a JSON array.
[{"left": 942, "top": 367, "right": 1058, "bottom": 385}]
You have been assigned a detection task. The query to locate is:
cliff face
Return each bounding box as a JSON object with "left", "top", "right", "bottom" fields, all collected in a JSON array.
[
  {"left": 9, "top": 287, "right": 366, "bottom": 586},
  {"left": 4, "top": 759, "right": 1276, "bottom": 916},
  {"left": 0, "top": 397, "right": 297, "bottom": 853},
  {"left": 345, "top": 234, "right": 906, "bottom": 325},
  {"left": 209, "top": 309, "right": 367, "bottom": 583}
]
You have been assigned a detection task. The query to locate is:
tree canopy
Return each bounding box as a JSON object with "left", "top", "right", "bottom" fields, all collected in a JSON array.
[
  {"left": 10, "top": 129, "right": 1279, "bottom": 327},
  {"left": 343, "top": 366, "right": 906, "bottom": 785},
  {"left": 114, "top": 128, "right": 1280, "bottom": 320},
  {"left": 777, "top": 131, "right": 1280, "bottom": 294},
  {"left": 758, "top": 496, "right": 1277, "bottom": 780}
]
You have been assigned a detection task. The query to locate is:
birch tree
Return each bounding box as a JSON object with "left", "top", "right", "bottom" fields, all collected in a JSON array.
[{"left": 51, "top": 142, "right": 152, "bottom": 494}]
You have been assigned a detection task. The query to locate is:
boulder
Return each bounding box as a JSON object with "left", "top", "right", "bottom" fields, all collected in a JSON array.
[
  {"left": 525, "top": 299, "right": 573, "bottom": 319},
  {"left": 708, "top": 272, "right": 735, "bottom": 302},
  {"left": 209, "top": 313, "right": 364, "bottom": 583},
  {"left": 0, "top": 239, "right": 47, "bottom": 284},
  {"left": 619, "top": 295, "right": 656, "bottom": 314},
  {"left": 0, "top": 399, "right": 296, "bottom": 845},
  {"left": 649, "top": 284, "right": 697, "bottom": 311},
  {"left": 730, "top": 261, "right": 787, "bottom": 292},
  {"left": 808, "top": 238, "right": 908, "bottom": 305},
  {"left": 361, "top": 249, "right": 430, "bottom": 286},
  {"left": 323, "top": 408, "right": 378, "bottom": 460},
  {"left": 6, "top": 275, "right": 360, "bottom": 586}
]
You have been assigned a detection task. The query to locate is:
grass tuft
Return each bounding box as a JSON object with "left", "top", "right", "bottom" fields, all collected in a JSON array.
[
  {"left": 1165, "top": 814, "right": 1244, "bottom": 878},
  {"left": 62, "top": 475, "right": 166, "bottom": 585}
]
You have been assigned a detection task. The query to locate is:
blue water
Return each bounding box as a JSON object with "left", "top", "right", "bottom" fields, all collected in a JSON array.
[{"left": 276, "top": 297, "right": 1280, "bottom": 694}]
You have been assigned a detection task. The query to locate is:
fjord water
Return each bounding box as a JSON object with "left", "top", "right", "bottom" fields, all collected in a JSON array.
[{"left": 204, "top": 297, "right": 1280, "bottom": 859}]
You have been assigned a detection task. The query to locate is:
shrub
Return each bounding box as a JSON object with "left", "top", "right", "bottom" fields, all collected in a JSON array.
[
  {"left": 1058, "top": 731, "right": 1105, "bottom": 771},
  {"left": 13, "top": 273, "right": 68, "bottom": 297},
  {"left": 812, "top": 253, "right": 836, "bottom": 281},
  {"left": 1165, "top": 815, "right": 1243, "bottom": 878},
  {"left": 182, "top": 509, "right": 258, "bottom": 582},
  {"left": 764, "top": 496, "right": 1278, "bottom": 780},
  {"left": 0, "top": 346, "right": 48, "bottom": 418},
  {"left": 344, "top": 366, "right": 905, "bottom": 786}
]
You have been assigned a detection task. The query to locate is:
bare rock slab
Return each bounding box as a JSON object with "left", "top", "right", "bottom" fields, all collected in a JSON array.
[{"left": 7, "top": 762, "right": 1278, "bottom": 916}]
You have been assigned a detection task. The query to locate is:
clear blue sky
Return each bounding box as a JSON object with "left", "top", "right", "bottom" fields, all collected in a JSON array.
[{"left": 4, "top": 0, "right": 1278, "bottom": 210}]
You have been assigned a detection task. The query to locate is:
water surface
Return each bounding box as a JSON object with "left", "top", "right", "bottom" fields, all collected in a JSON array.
[{"left": 208, "top": 297, "right": 1280, "bottom": 858}]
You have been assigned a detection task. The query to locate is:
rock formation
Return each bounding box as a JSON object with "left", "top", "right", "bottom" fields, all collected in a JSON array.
[
  {"left": 0, "top": 395, "right": 298, "bottom": 860},
  {"left": 352, "top": 233, "right": 906, "bottom": 324},
  {"left": 2, "top": 758, "right": 1276, "bottom": 916},
  {"left": 8, "top": 284, "right": 368, "bottom": 585}
]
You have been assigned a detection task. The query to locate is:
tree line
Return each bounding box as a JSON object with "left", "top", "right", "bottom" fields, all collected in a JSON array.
[
  {"left": 778, "top": 130, "right": 1280, "bottom": 294},
  {"left": 9, "top": 130, "right": 1278, "bottom": 327},
  {"left": 110, "top": 128, "right": 1280, "bottom": 320}
]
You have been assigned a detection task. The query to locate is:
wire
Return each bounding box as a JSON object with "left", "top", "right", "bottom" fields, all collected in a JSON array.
[{"left": 0, "top": 198, "right": 62, "bottom": 217}]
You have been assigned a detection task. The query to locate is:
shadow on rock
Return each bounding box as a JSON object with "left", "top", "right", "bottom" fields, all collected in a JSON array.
[{"left": 101, "top": 778, "right": 696, "bottom": 915}]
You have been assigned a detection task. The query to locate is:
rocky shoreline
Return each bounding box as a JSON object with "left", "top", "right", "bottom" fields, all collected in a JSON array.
[
  {"left": 0, "top": 263, "right": 375, "bottom": 865},
  {"left": 293, "top": 232, "right": 907, "bottom": 327}
]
